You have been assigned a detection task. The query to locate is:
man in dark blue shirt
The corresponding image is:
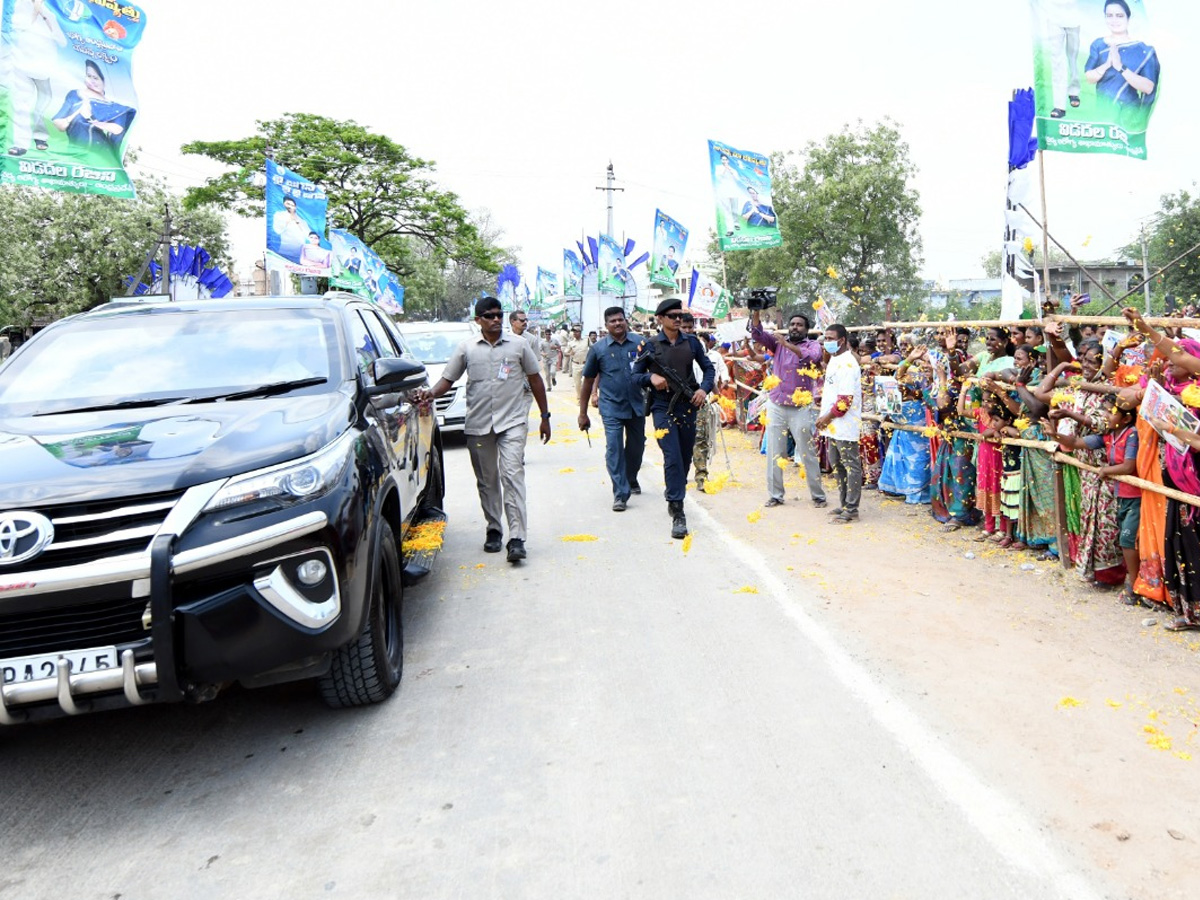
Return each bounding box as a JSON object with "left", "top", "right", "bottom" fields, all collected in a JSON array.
[
  {"left": 579, "top": 306, "right": 646, "bottom": 512},
  {"left": 633, "top": 297, "right": 716, "bottom": 538}
]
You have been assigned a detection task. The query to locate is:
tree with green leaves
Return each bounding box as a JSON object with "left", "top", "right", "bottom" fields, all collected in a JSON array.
[
  {"left": 0, "top": 178, "right": 228, "bottom": 329},
  {"left": 709, "top": 119, "right": 924, "bottom": 325},
  {"left": 180, "top": 113, "right": 499, "bottom": 282},
  {"left": 1137, "top": 188, "right": 1200, "bottom": 308}
]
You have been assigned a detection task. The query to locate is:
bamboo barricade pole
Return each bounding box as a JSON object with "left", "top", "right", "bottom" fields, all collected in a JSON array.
[{"left": 861, "top": 413, "right": 1200, "bottom": 509}]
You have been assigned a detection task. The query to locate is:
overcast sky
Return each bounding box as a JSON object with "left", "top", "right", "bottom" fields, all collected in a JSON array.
[{"left": 127, "top": 0, "right": 1197, "bottom": 290}]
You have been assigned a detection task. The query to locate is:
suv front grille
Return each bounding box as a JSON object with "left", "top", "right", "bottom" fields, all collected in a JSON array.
[
  {"left": 434, "top": 388, "right": 458, "bottom": 412},
  {"left": 0, "top": 490, "right": 183, "bottom": 574},
  {"left": 0, "top": 596, "right": 149, "bottom": 657}
]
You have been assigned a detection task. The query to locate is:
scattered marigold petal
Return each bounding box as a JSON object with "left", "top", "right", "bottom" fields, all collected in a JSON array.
[
  {"left": 762, "top": 374, "right": 782, "bottom": 391},
  {"left": 776, "top": 456, "right": 791, "bottom": 470},
  {"left": 747, "top": 510, "right": 762, "bottom": 524},
  {"left": 681, "top": 534, "right": 693, "bottom": 554},
  {"left": 1106, "top": 698, "right": 1123, "bottom": 708},
  {"left": 653, "top": 428, "right": 669, "bottom": 439},
  {"left": 560, "top": 534, "right": 599, "bottom": 542},
  {"left": 733, "top": 585, "right": 759, "bottom": 594},
  {"left": 1057, "top": 696, "right": 1083, "bottom": 709},
  {"left": 558, "top": 467, "right": 575, "bottom": 474}
]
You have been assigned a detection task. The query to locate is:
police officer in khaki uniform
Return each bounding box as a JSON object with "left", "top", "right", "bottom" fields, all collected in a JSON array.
[{"left": 564, "top": 325, "right": 590, "bottom": 400}]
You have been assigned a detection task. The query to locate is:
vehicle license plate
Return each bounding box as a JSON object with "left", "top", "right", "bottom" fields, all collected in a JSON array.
[
  {"left": 437, "top": 415, "right": 446, "bottom": 427},
  {"left": 1, "top": 647, "right": 119, "bottom": 684}
]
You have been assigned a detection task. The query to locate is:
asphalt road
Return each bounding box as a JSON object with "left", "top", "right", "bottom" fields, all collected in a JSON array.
[{"left": 0, "top": 408, "right": 1106, "bottom": 900}]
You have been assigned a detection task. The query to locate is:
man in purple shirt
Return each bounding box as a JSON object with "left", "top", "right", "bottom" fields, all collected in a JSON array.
[{"left": 750, "top": 308, "right": 827, "bottom": 508}]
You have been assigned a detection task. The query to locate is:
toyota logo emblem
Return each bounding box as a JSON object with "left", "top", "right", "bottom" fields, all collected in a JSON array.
[{"left": 0, "top": 511, "right": 55, "bottom": 567}]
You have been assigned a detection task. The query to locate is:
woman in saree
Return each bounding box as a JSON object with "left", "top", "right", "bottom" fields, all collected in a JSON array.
[
  {"left": 1122, "top": 308, "right": 1200, "bottom": 629},
  {"left": 878, "top": 348, "right": 932, "bottom": 504},
  {"left": 1045, "top": 340, "right": 1126, "bottom": 585},
  {"left": 930, "top": 334, "right": 980, "bottom": 530}
]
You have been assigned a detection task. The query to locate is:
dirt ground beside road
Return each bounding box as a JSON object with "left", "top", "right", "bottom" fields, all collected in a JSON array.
[{"left": 687, "top": 425, "right": 1200, "bottom": 900}]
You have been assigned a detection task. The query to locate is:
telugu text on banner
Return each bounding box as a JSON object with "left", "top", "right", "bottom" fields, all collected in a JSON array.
[
  {"left": 708, "top": 139, "right": 782, "bottom": 252},
  {"left": 0, "top": 0, "right": 146, "bottom": 197},
  {"left": 265, "top": 158, "right": 332, "bottom": 276},
  {"left": 1029, "top": 0, "right": 1160, "bottom": 159}
]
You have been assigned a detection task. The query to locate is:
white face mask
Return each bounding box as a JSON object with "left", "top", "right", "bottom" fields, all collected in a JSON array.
[{"left": 823, "top": 340, "right": 840, "bottom": 355}]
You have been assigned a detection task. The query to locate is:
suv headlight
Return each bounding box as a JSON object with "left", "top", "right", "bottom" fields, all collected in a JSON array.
[{"left": 204, "top": 431, "right": 356, "bottom": 512}]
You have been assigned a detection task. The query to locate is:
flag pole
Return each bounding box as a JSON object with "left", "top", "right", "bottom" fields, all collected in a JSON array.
[{"left": 1037, "top": 150, "right": 1052, "bottom": 306}]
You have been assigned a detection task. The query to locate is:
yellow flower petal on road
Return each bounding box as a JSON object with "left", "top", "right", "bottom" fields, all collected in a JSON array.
[
  {"left": 558, "top": 467, "right": 575, "bottom": 474},
  {"left": 1106, "top": 698, "right": 1123, "bottom": 708},
  {"left": 733, "top": 585, "right": 759, "bottom": 594},
  {"left": 747, "top": 510, "right": 762, "bottom": 523},
  {"left": 681, "top": 534, "right": 693, "bottom": 554},
  {"left": 1057, "top": 696, "right": 1083, "bottom": 709},
  {"left": 560, "top": 534, "right": 599, "bottom": 542}
]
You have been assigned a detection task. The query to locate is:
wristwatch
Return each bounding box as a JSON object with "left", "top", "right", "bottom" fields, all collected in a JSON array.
[{"left": 540, "top": 411, "right": 551, "bottom": 419}]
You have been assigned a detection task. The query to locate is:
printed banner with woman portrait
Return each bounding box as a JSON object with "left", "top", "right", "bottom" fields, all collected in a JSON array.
[
  {"left": 649, "top": 209, "right": 688, "bottom": 288},
  {"left": 329, "top": 228, "right": 404, "bottom": 315},
  {"left": 0, "top": 0, "right": 146, "bottom": 198},
  {"left": 708, "top": 139, "right": 782, "bottom": 251},
  {"left": 265, "top": 159, "right": 333, "bottom": 275},
  {"left": 1029, "top": 0, "right": 1161, "bottom": 159}
]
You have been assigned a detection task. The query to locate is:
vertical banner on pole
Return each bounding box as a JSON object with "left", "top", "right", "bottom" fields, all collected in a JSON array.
[
  {"left": 708, "top": 139, "right": 782, "bottom": 251},
  {"left": 1029, "top": 0, "right": 1160, "bottom": 159},
  {"left": 596, "top": 234, "right": 626, "bottom": 295},
  {"left": 563, "top": 249, "right": 583, "bottom": 298},
  {"left": 0, "top": 0, "right": 147, "bottom": 197},
  {"left": 535, "top": 267, "right": 558, "bottom": 305},
  {"left": 266, "top": 159, "right": 332, "bottom": 275},
  {"left": 649, "top": 210, "right": 689, "bottom": 288}
]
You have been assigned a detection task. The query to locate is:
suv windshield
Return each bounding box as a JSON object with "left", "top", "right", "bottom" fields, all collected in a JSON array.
[
  {"left": 401, "top": 328, "right": 473, "bottom": 365},
  {"left": 0, "top": 307, "right": 342, "bottom": 417}
]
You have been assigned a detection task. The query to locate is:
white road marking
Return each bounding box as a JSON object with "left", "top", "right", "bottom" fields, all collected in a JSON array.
[{"left": 686, "top": 498, "right": 1104, "bottom": 900}]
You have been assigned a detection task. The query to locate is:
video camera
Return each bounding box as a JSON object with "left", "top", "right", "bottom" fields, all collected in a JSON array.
[{"left": 744, "top": 286, "right": 778, "bottom": 311}]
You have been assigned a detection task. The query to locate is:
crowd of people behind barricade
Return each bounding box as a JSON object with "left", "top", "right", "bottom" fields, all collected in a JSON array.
[
  {"left": 430, "top": 294, "right": 1200, "bottom": 636},
  {"left": 717, "top": 303, "right": 1200, "bottom": 634}
]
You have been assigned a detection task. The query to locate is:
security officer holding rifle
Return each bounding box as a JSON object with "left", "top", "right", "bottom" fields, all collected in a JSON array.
[{"left": 633, "top": 297, "right": 716, "bottom": 539}]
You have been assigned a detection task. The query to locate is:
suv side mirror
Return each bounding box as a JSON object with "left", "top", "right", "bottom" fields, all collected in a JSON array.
[{"left": 369, "top": 357, "right": 427, "bottom": 394}]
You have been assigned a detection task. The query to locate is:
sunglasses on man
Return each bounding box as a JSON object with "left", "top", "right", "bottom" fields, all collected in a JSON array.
[{"left": 478, "top": 312, "right": 504, "bottom": 320}]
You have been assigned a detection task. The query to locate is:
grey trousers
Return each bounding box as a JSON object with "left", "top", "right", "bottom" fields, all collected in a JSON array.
[
  {"left": 766, "top": 401, "right": 825, "bottom": 502},
  {"left": 827, "top": 438, "right": 863, "bottom": 514},
  {"left": 466, "top": 424, "right": 529, "bottom": 540}
]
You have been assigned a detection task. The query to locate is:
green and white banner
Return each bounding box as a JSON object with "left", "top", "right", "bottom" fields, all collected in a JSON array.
[
  {"left": 708, "top": 139, "right": 782, "bottom": 252},
  {"left": 649, "top": 209, "right": 688, "bottom": 288},
  {"left": 563, "top": 249, "right": 582, "bottom": 298},
  {"left": 534, "top": 266, "right": 557, "bottom": 304},
  {"left": 596, "top": 234, "right": 626, "bottom": 295},
  {"left": 1, "top": 0, "right": 147, "bottom": 197},
  {"left": 1029, "top": 0, "right": 1161, "bottom": 159},
  {"left": 687, "top": 268, "right": 731, "bottom": 319}
]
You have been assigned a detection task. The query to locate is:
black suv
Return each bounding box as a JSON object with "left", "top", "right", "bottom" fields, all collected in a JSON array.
[{"left": 0, "top": 294, "right": 445, "bottom": 724}]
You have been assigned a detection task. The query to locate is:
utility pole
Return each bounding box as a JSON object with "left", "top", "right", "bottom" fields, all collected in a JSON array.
[
  {"left": 1140, "top": 223, "right": 1152, "bottom": 315},
  {"left": 595, "top": 162, "right": 623, "bottom": 237}
]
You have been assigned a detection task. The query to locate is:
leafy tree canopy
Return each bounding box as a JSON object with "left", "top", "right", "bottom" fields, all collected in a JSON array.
[
  {"left": 0, "top": 176, "right": 228, "bottom": 329},
  {"left": 1137, "top": 188, "right": 1200, "bottom": 307},
  {"left": 709, "top": 119, "right": 924, "bottom": 326},
  {"left": 181, "top": 113, "right": 498, "bottom": 279}
]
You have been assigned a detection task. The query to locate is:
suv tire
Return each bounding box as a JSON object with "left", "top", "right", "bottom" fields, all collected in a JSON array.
[{"left": 319, "top": 519, "right": 403, "bottom": 708}]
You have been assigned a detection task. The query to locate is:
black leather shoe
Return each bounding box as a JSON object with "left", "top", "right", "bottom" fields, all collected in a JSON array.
[
  {"left": 506, "top": 539, "right": 526, "bottom": 562},
  {"left": 612, "top": 497, "right": 627, "bottom": 512},
  {"left": 484, "top": 530, "right": 503, "bottom": 553},
  {"left": 630, "top": 481, "right": 641, "bottom": 495}
]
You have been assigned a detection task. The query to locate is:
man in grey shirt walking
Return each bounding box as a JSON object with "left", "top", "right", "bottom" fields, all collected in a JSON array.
[{"left": 422, "top": 297, "right": 552, "bottom": 562}]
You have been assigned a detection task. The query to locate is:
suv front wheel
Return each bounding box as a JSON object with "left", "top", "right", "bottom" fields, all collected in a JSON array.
[{"left": 319, "top": 519, "right": 403, "bottom": 707}]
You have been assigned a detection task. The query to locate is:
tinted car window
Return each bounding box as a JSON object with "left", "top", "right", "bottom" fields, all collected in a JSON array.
[
  {"left": 0, "top": 308, "right": 340, "bottom": 417},
  {"left": 359, "top": 310, "right": 400, "bottom": 360},
  {"left": 344, "top": 309, "right": 382, "bottom": 378}
]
